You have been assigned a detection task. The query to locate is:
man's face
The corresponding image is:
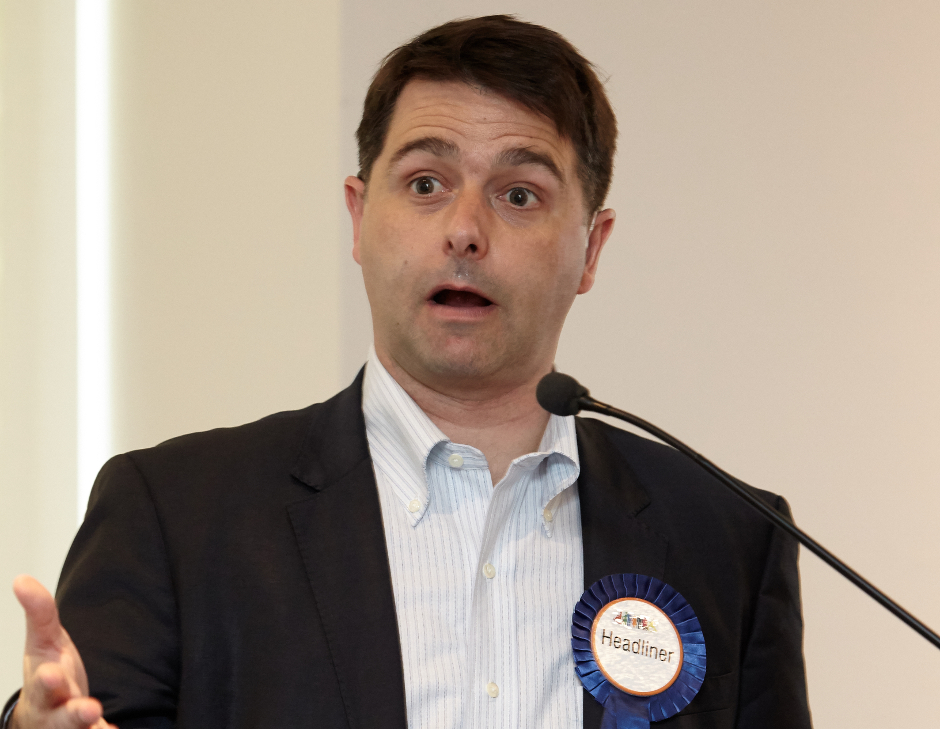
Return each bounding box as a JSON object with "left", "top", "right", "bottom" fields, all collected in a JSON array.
[{"left": 346, "top": 79, "right": 615, "bottom": 393}]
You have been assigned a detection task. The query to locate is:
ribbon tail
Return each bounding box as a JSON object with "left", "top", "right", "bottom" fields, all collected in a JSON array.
[{"left": 600, "top": 690, "right": 650, "bottom": 729}]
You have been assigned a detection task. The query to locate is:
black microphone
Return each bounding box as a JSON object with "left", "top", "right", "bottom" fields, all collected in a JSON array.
[
  {"left": 537, "top": 371, "right": 940, "bottom": 651},
  {"left": 536, "top": 372, "right": 587, "bottom": 416}
]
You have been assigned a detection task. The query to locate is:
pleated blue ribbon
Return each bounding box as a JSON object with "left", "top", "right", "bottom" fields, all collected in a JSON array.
[
  {"left": 572, "top": 574, "right": 706, "bottom": 726},
  {"left": 600, "top": 691, "right": 650, "bottom": 729}
]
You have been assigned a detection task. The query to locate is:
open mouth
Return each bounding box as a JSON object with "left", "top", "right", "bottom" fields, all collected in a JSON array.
[{"left": 431, "top": 289, "right": 493, "bottom": 308}]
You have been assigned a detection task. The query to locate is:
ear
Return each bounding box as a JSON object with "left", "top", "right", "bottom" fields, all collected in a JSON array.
[
  {"left": 344, "top": 176, "right": 367, "bottom": 264},
  {"left": 577, "top": 208, "right": 616, "bottom": 294}
]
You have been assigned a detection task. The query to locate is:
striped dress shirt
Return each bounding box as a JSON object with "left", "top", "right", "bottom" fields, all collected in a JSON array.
[{"left": 362, "top": 349, "right": 584, "bottom": 729}]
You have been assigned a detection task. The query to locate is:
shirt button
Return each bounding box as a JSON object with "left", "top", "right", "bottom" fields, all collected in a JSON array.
[
  {"left": 486, "top": 681, "right": 499, "bottom": 698},
  {"left": 447, "top": 453, "right": 464, "bottom": 468},
  {"left": 482, "top": 563, "right": 496, "bottom": 579},
  {"left": 408, "top": 499, "right": 421, "bottom": 513},
  {"left": 543, "top": 508, "right": 554, "bottom": 522}
]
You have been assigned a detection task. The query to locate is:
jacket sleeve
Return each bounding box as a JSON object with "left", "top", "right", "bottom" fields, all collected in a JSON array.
[
  {"left": 56, "top": 454, "right": 179, "bottom": 728},
  {"left": 736, "top": 496, "right": 812, "bottom": 728}
]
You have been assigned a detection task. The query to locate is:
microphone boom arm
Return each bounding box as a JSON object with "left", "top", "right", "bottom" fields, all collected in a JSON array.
[{"left": 579, "top": 394, "right": 940, "bottom": 651}]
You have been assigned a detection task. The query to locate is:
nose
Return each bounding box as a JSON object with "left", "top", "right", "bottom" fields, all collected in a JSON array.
[{"left": 443, "top": 186, "right": 490, "bottom": 258}]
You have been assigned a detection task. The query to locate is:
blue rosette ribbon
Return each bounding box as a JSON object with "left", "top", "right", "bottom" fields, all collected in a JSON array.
[{"left": 571, "top": 574, "right": 706, "bottom": 728}]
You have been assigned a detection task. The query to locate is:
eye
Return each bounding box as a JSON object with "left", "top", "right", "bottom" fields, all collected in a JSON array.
[
  {"left": 504, "top": 187, "right": 538, "bottom": 208},
  {"left": 410, "top": 176, "right": 443, "bottom": 195}
]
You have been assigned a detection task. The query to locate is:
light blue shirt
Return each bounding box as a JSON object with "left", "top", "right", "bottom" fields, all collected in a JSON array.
[{"left": 362, "top": 349, "right": 585, "bottom": 729}]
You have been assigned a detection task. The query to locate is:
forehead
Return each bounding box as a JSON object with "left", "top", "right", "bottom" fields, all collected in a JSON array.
[{"left": 380, "top": 79, "right": 575, "bottom": 168}]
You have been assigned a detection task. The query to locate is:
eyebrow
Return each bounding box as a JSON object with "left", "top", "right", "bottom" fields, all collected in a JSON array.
[
  {"left": 493, "top": 147, "right": 566, "bottom": 186},
  {"left": 387, "top": 136, "right": 566, "bottom": 186},
  {"left": 388, "top": 136, "right": 460, "bottom": 169}
]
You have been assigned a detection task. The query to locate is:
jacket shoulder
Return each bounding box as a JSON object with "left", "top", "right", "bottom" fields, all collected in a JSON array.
[
  {"left": 95, "top": 370, "right": 368, "bottom": 504},
  {"left": 576, "top": 415, "right": 786, "bottom": 512}
]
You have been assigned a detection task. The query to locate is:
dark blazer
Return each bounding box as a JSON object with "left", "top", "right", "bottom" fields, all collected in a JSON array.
[{"left": 51, "top": 371, "right": 811, "bottom": 729}]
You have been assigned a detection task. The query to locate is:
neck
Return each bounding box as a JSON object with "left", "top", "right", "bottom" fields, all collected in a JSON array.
[{"left": 376, "top": 350, "right": 552, "bottom": 484}]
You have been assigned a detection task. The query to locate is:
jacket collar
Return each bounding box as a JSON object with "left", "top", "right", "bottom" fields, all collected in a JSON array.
[{"left": 290, "top": 368, "right": 371, "bottom": 491}]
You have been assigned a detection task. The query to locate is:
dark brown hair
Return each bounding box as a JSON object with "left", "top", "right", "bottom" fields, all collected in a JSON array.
[{"left": 356, "top": 15, "right": 617, "bottom": 212}]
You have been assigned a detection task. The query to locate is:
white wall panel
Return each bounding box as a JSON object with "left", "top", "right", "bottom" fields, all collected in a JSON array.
[{"left": 0, "top": 0, "right": 78, "bottom": 696}]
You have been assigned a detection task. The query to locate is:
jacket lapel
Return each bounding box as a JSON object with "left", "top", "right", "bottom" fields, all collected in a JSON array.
[
  {"left": 287, "top": 370, "right": 407, "bottom": 729},
  {"left": 577, "top": 417, "right": 669, "bottom": 729},
  {"left": 577, "top": 417, "right": 669, "bottom": 585}
]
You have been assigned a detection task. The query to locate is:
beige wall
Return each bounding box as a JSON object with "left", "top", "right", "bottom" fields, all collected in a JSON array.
[
  {"left": 3, "top": 1, "right": 940, "bottom": 723},
  {"left": 110, "top": 0, "right": 343, "bottom": 454},
  {"left": 341, "top": 2, "right": 940, "bottom": 726}
]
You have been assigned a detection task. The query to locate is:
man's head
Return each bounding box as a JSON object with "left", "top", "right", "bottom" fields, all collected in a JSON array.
[
  {"left": 356, "top": 15, "right": 617, "bottom": 214},
  {"left": 345, "top": 16, "right": 618, "bottom": 398}
]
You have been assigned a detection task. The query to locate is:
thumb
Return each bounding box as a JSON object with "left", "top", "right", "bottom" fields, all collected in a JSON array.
[{"left": 13, "top": 575, "right": 65, "bottom": 653}]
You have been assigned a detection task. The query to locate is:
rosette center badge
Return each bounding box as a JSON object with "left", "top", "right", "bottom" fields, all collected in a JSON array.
[{"left": 592, "top": 598, "right": 682, "bottom": 696}]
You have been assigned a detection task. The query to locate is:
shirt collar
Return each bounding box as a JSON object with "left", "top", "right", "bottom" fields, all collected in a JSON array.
[
  {"left": 362, "top": 347, "right": 446, "bottom": 522},
  {"left": 361, "top": 347, "right": 580, "bottom": 526}
]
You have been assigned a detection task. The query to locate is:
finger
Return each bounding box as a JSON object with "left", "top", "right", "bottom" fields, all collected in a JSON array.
[
  {"left": 60, "top": 697, "right": 104, "bottom": 729},
  {"left": 25, "top": 662, "right": 74, "bottom": 710},
  {"left": 12, "top": 695, "right": 104, "bottom": 729},
  {"left": 14, "top": 575, "right": 64, "bottom": 653}
]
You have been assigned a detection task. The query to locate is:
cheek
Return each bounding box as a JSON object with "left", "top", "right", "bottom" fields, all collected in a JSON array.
[
  {"left": 358, "top": 208, "right": 402, "bottom": 272},
  {"left": 528, "top": 232, "right": 589, "bottom": 292},
  {"left": 360, "top": 202, "right": 429, "bottom": 262},
  {"left": 499, "top": 248, "right": 580, "bottom": 326},
  {"left": 357, "top": 213, "right": 431, "bottom": 301}
]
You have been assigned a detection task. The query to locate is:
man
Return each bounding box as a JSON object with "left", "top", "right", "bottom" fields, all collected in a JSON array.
[{"left": 7, "top": 15, "right": 811, "bottom": 729}]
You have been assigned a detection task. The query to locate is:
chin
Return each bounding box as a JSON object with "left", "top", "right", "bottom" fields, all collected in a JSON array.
[
  {"left": 422, "top": 350, "right": 492, "bottom": 379},
  {"left": 408, "top": 336, "right": 526, "bottom": 384}
]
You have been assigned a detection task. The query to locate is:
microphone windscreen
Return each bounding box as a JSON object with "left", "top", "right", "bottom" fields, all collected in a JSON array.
[{"left": 536, "top": 372, "right": 589, "bottom": 416}]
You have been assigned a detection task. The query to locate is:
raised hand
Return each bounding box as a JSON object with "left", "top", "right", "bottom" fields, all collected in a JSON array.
[{"left": 10, "top": 576, "right": 116, "bottom": 729}]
